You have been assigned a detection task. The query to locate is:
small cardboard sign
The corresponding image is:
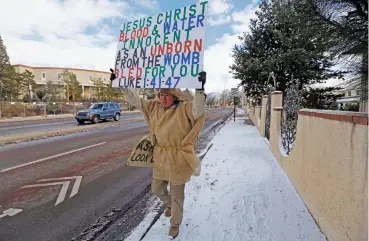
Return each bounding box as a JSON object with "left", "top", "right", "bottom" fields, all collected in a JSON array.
[
  {"left": 112, "top": 1, "right": 209, "bottom": 89},
  {"left": 126, "top": 134, "right": 154, "bottom": 167}
]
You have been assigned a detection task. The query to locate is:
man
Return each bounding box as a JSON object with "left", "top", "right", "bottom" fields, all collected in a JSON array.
[{"left": 110, "top": 70, "right": 206, "bottom": 239}]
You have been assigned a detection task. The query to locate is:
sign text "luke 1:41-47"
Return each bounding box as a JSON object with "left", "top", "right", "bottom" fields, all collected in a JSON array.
[{"left": 112, "top": 1, "right": 209, "bottom": 89}]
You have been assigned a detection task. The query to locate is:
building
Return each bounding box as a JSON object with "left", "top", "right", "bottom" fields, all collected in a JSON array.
[
  {"left": 334, "top": 88, "right": 361, "bottom": 110},
  {"left": 13, "top": 64, "right": 111, "bottom": 99}
]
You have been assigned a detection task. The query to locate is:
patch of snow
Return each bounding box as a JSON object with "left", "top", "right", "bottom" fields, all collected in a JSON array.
[
  {"left": 236, "top": 108, "right": 245, "bottom": 115},
  {"left": 197, "top": 142, "right": 214, "bottom": 160},
  {"left": 263, "top": 137, "right": 269, "bottom": 146},
  {"left": 126, "top": 118, "right": 327, "bottom": 241},
  {"left": 124, "top": 196, "right": 163, "bottom": 241},
  {"left": 278, "top": 131, "right": 296, "bottom": 157},
  {"left": 278, "top": 131, "right": 289, "bottom": 157}
]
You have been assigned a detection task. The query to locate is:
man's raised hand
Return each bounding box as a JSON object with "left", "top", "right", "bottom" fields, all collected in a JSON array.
[{"left": 110, "top": 68, "right": 116, "bottom": 81}]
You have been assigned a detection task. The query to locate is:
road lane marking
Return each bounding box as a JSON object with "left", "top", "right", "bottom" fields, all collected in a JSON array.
[
  {"left": 21, "top": 181, "right": 70, "bottom": 206},
  {"left": 20, "top": 176, "right": 83, "bottom": 206},
  {"left": 0, "top": 142, "right": 107, "bottom": 173},
  {"left": 0, "top": 208, "right": 23, "bottom": 219},
  {"left": 38, "top": 176, "right": 82, "bottom": 197}
]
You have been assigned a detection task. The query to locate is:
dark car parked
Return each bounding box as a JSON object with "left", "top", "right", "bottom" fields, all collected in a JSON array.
[{"left": 75, "top": 102, "right": 121, "bottom": 124}]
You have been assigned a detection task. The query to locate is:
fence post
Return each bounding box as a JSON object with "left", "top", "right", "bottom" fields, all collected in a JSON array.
[{"left": 260, "top": 95, "right": 268, "bottom": 137}]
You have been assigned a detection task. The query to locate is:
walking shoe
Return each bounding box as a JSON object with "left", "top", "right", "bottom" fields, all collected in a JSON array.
[
  {"left": 164, "top": 207, "right": 171, "bottom": 217},
  {"left": 168, "top": 226, "right": 179, "bottom": 239}
]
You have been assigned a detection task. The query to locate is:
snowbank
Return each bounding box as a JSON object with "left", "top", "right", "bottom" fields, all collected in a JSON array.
[
  {"left": 126, "top": 117, "right": 327, "bottom": 241},
  {"left": 236, "top": 108, "right": 246, "bottom": 115}
]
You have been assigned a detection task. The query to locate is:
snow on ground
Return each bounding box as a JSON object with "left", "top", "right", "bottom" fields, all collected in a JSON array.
[
  {"left": 125, "top": 117, "right": 327, "bottom": 241},
  {"left": 236, "top": 108, "right": 246, "bottom": 115}
]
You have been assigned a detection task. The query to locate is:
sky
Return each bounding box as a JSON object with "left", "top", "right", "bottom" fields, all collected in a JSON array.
[{"left": 0, "top": 0, "right": 260, "bottom": 93}]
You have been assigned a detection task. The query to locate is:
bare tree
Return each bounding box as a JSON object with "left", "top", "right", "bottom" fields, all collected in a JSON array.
[
  {"left": 220, "top": 90, "right": 231, "bottom": 106},
  {"left": 206, "top": 95, "right": 217, "bottom": 106}
]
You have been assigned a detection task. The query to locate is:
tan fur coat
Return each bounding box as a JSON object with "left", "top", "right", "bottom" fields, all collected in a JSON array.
[{"left": 121, "top": 88, "right": 206, "bottom": 184}]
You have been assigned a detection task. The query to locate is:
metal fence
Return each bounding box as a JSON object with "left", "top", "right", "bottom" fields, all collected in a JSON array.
[{"left": 0, "top": 101, "right": 136, "bottom": 118}]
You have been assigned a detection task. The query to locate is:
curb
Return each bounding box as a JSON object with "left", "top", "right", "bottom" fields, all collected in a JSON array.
[
  {"left": 0, "top": 115, "right": 74, "bottom": 123},
  {"left": 0, "top": 118, "right": 145, "bottom": 145},
  {"left": 124, "top": 114, "right": 232, "bottom": 241}
]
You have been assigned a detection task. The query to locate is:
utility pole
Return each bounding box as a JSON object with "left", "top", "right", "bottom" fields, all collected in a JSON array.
[
  {"left": 233, "top": 95, "right": 236, "bottom": 122},
  {"left": 0, "top": 80, "right": 2, "bottom": 118},
  {"left": 231, "top": 88, "right": 238, "bottom": 122}
]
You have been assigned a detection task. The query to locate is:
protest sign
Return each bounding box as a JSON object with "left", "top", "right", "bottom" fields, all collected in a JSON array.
[
  {"left": 112, "top": 1, "right": 209, "bottom": 89},
  {"left": 126, "top": 134, "right": 154, "bottom": 167}
]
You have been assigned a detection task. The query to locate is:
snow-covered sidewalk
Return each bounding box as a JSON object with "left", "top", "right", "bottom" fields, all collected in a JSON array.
[{"left": 126, "top": 117, "right": 327, "bottom": 241}]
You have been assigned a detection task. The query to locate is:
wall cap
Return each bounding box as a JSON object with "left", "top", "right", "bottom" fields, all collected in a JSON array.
[
  {"left": 273, "top": 107, "right": 283, "bottom": 111},
  {"left": 272, "top": 91, "right": 283, "bottom": 95},
  {"left": 298, "top": 109, "right": 368, "bottom": 125},
  {"left": 262, "top": 95, "right": 268, "bottom": 98}
]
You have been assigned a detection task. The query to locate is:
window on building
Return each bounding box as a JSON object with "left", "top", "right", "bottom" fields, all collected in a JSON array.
[
  {"left": 42, "top": 72, "right": 46, "bottom": 79},
  {"left": 348, "top": 91, "right": 352, "bottom": 97},
  {"left": 88, "top": 75, "right": 93, "bottom": 82},
  {"left": 57, "top": 72, "right": 61, "bottom": 79}
]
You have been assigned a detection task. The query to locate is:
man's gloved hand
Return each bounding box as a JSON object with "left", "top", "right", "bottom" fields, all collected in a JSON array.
[
  {"left": 109, "top": 68, "right": 116, "bottom": 81},
  {"left": 197, "top": 71, "right": 206, "bottom": 90}
]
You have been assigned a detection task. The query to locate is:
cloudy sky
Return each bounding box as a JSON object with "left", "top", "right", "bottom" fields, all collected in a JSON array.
[{"left": 0, "top": 0, "right": 259, "bottom": 93}]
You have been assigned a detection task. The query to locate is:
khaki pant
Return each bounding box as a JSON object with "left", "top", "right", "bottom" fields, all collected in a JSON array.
[{"left": 151, "top": 179, "right": 185, "bottom": 227}]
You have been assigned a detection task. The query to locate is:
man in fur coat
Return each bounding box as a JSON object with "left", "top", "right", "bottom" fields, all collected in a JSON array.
[{"left": 110, "top": 70, "right": 207, "bottom": 239}]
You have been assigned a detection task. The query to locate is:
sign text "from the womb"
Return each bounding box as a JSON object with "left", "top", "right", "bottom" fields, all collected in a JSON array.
[{"left": 112, "top": 1, "right": 208, "bottom": 89}]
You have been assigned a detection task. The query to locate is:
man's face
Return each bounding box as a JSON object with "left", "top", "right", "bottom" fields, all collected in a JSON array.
[{"left": 159, "top": 93, "right": 175, "bottom": 108}]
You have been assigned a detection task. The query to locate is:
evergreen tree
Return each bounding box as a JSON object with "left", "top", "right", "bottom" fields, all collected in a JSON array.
[
  {"left": 92, "top": 77, "right": 106, "bottom": 101},
  {"left": 0, "top": 35, "right": 10, "bottom": 76},
  {"left": 105, "top": 82, "right": 121, "bottom": 101},
  {"left": 61, "top": 70, "right": 71, "bottom": 101},
  {"left": 69, "top": 73, "right": 82, "bottom": 102},
  {"left": 294, "top": 0, "right": 368, "bottom": 104},
  {"left": 19, "top": 70, "right": 36, "bottom": 100},
  {"left": 45, "top": 79, "right": 63, "bottom": 101},
  {"left": 230, "top": 0, "right": 343, "bottom": 101},
  {"left": 301, "top": 86, "right": 345, "bottom": 109},
  {"left": 0, "top": 35, "right": 12, "bottom": 100}
]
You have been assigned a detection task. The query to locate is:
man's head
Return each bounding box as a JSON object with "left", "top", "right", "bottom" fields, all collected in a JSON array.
[{"left": 158, "top": 88, "right": 177, "bottom": 108}]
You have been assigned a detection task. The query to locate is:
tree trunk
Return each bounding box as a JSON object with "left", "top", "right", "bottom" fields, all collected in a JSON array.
[
  {"left": 66, "top": 85, "right": 69, "bottom": 102},
  {"left": 73, "top": 93, "right": 76, "bottom": 115},
  {"left": 359, "top": 52, "right": 368, "bottom": 112}
]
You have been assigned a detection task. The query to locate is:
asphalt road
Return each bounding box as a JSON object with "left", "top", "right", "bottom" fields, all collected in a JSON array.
[
  {"left": 0, "top": 107, "right": 233, "bottom": 241},
  {"left": 0, "top": 113, "right": 144, "bottom": 136}
]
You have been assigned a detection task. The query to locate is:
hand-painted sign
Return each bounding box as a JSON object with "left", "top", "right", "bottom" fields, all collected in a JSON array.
[
  {"left": 126, "top": 134, "right": 154, "bottom": 167},
  {"left": 112, "top": 1, "right": 209, "bottom": 89}
]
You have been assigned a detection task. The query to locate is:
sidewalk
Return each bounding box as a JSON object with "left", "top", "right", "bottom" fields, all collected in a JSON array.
[{"left": 126, "top": 116, "right": 327, "bottom": 241}]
